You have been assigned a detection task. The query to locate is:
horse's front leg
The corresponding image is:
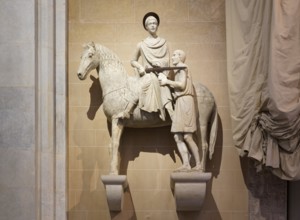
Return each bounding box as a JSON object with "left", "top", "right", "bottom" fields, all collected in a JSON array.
[{"left": 109, "top": 118, "right": 124, "bottom": 175}]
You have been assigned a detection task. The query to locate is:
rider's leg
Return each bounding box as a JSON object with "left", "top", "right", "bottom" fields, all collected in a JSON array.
[
  {"left": 115, "top": 92, "right": 138, "bottom": 119},
  {"left": 174, "top": 133, "right": 191, "bottom": 171},
  {"left": 160, "top": 84, "right": 174, "bottom": 120},
  {"left": 184, "top": 133, "right": 201, "bottom": 170},
  {"left": 116, "top": 101, "right": 137, "bottom": 119}
]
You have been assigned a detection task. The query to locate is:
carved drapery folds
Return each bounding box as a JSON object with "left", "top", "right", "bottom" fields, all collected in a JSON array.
[{"left": 226, "top": 0, "right": 300, "bottom": 180}]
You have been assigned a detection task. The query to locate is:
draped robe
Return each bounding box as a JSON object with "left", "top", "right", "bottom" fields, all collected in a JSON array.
[{"left": 137, "top": 37, "right": 172, "bottom": 120}]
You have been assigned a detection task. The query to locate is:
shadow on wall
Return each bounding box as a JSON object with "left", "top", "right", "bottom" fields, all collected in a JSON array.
[
  {"left": 119, "top": 126, "right": 178, "bottom": 175},
  {"left": 86, "top": 75, "right": 103, "bottom": 120}
]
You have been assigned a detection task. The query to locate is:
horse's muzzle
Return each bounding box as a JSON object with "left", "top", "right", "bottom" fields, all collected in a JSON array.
[{"left": 77, "top": 73, "right": 84, "bottom": 80}]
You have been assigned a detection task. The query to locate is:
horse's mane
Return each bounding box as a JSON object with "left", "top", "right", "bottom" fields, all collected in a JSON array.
[
  {"left": 95, "top": 44, "right": 127, "bottom": 76},
  {"left": 96, "top": 44, "right": 120, "bottom": 61}
]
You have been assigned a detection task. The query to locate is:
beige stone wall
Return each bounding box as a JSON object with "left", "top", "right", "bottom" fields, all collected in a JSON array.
[{"left": 68, "top": 0, "right": 248, "bottom": 219}]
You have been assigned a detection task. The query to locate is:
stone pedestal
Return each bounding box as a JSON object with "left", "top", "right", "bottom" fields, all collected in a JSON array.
[
  {"left": 170, "top": 172, "right": 212, "bottom": 211},
  {"left": 101, "top": 175, "right": 128, "bottom": 211}
]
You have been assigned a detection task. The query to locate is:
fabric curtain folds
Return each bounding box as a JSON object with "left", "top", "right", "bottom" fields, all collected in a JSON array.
[{"left": 226, "top": 0, "right": 300, "bottom": 180}]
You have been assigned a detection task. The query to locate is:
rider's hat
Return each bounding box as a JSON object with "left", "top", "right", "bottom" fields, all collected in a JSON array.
[{"left": 143, "top": 12, "right": 160, "bottom": 30}]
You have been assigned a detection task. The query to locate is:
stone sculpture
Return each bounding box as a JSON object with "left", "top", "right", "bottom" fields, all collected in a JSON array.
[
  {"left": 76, "top": 12, "right": 219, "bottom": 212},
  {"left": 159, "top": 50, "right": 201, "bottom": 171},
  {"left": 77, "top": 41, "right": 217, "bottom": 174}
]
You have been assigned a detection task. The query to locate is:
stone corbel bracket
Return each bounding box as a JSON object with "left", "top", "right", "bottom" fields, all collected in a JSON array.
[
  {"left": 101, "top": 175, "right": 128, "bottom": 211},
  {"left": 170, "top": 172, "right": 212, "bottom": 211}
]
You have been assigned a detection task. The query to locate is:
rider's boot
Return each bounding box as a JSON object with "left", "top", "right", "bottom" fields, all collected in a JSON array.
[{"left": 115, "top": 102, "right": 136, "bottom": 119}]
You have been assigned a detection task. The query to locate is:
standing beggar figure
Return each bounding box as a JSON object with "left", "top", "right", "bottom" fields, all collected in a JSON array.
[
  {"left": 118, "top": 12, "right": 174, "bottom": 121},
  {"left": 160, "top": 50, "right": 201, "bottom": 171}
]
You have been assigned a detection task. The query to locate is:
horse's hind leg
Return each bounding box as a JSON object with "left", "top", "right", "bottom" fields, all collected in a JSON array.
[
  {"left": 200, "top": 124, "right": 208, "bottom": 172},
  {"left": 109, "top": 118, "right": 124, "bottom": 175}
]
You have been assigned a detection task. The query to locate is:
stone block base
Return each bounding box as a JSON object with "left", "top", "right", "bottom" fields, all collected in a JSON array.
[
  {"left": 170, "top": 172, "right": 212, "bottom": 211},
  {"left": 101, "top": 175, "right": 128, "bottom": 211}
]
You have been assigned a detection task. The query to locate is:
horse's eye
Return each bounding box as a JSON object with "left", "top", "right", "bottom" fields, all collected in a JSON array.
[{"left": 88, "top": 53, "right": 93, "bottom": 58}]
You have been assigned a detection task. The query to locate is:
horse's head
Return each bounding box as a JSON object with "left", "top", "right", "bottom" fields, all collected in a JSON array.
[{"left": 77, "top": 42, "right": 100, "bottom": 80}]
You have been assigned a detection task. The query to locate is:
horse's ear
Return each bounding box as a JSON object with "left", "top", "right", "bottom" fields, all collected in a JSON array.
[{"left": 90, "top": 41, "right": 96, "bottom": 50}]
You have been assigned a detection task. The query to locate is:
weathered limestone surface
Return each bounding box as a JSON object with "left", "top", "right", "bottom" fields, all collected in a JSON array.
[
  {"left": 101, "top": 175, "right": 128, "bottom": 211},
  {"left": 0, "top": 1, "right": 36, "bottom": 219},
  {"left": 171, "top": 172, "right": 212, "bottom": 211},
  {"left": 0, "top": 0, "right": 67, "bottom": 220}
]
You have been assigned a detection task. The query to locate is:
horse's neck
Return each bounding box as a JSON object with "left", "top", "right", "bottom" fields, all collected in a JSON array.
[{"left": 96, "top": 45, "right": 128, "bottom": 96}]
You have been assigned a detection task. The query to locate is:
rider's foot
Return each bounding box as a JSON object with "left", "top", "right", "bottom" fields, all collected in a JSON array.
[{"left": 115, "top": 111, "right": 130, "bottom": 119}]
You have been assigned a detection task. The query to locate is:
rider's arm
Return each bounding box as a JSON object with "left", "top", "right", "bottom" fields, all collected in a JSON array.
[{"left": 131, "top": 43, "right": 145, "bottom": 76}]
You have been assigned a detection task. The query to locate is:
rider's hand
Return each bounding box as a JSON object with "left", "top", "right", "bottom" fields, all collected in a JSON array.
[
  {"left": 158, "top": 73, "right": 167, "bottom": 80},
  {"left": 159, "top": 78, "right": 168, "bottom": 86},
  {"left": 138, "top": 66, "right": 145, "bottom": 76},
  {"left": 158, "top": 73, "right": 168, "bottom": 86}
]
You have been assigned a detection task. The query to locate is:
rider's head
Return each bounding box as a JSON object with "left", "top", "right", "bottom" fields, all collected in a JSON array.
[{"left": 143, "top": 12, "right": 160, "bottom": 30}]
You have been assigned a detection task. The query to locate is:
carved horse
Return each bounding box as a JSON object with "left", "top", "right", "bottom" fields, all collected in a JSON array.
[{"left": 77, "top": 42, "right": 218, "bottom": 175}]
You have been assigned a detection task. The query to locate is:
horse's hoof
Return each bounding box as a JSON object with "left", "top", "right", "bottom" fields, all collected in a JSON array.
[{"left": 174, "top": 165, "right": 191, "bottom": 172}]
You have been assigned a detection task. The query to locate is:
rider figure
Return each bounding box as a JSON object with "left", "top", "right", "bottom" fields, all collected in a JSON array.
[{"left": 117, "top": 12, "right": 174, "bottom": 121}]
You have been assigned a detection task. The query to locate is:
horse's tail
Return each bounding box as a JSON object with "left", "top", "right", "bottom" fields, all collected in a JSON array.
[
  {"left": 208, "top": 104, "right": 218, "bottom": 159},
  {"left": 194, "top": 82, "right": 218, "bottom": 161}
]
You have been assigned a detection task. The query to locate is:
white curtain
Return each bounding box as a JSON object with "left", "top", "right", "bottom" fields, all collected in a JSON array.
[{"left": 226, "top": 0, "right": 300, "bottom": 180}]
